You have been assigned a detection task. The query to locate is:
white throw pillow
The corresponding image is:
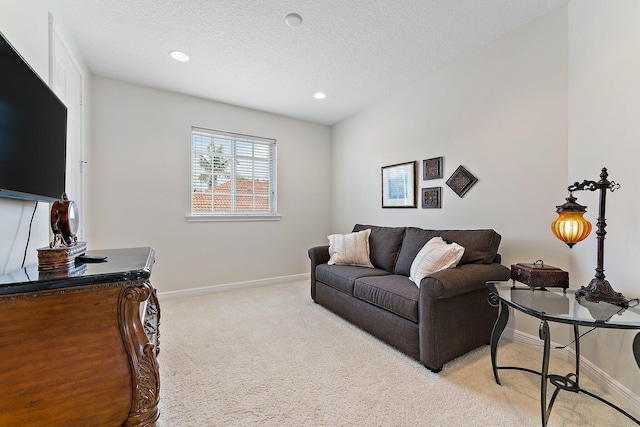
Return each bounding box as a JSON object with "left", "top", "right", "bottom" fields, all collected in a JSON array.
[
  {"left": 327, "top": 229, "right": 374, "bottom": 268},
  {"left": 409, "top": 237, "right": 465, "bottom": 287}
]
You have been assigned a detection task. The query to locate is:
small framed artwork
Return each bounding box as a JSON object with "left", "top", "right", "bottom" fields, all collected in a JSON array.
[
  {"left": 421, "top": 187, "right": 441, "bottom": 209},
  {"left": 446, "top": 165, "right": 478, "bottom": 198},
  {"left": 381, "top": 161, "right": 417, "bottom": 208},
  {"left": 423, "top": 157, "right": 443, "bottom": 180}
]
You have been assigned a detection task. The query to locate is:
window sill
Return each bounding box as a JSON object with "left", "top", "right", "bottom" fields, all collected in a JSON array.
[{"left": 185, "top": 214, "right": 282, "bottom": 222}]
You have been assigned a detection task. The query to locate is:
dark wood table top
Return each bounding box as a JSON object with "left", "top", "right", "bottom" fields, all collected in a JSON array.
[{"left": 0, "top": 247, "right": 155, "bottom": 295}]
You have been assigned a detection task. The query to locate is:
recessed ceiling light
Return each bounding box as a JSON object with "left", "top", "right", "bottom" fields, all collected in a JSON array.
[
  {"left": 285, "top": 13, "right": 303, "bottom": 27},
  {"left": 314, "top": 92, "right": 327, "bottom": 100},
  {"left": 170, "top": 50, "right": 190, "bottom": 62}
]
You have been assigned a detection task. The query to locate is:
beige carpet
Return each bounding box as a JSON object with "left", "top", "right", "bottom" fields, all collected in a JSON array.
[{"left": 157, "top": 280, "right": 637, "bottom": 426}]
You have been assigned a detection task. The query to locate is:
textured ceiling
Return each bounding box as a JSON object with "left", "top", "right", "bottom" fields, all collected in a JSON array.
[{"left": 52, "top": 0, "right": 567, "bottom": 125}]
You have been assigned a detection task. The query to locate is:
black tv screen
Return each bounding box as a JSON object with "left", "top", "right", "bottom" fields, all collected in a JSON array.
[{"left": 0, "top": 31, "right": 67, "bottom": 203}]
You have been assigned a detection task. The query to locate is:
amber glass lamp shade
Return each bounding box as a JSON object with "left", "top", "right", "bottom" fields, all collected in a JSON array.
[{"left": 551, "top": 196, "right": 592, "bottom": 248}]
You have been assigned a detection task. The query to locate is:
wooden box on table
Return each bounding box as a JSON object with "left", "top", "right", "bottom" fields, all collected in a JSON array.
[{"left": 510, "top": 260, "right": 569, "bottom": 290}]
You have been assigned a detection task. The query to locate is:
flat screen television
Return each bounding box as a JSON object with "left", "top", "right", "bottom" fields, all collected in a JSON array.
[{"left": 0, "top": 30, "right": 67, "bottom": 203}]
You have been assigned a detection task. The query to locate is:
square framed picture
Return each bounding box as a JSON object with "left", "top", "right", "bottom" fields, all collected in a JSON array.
[
  {"left": 446, "top": 165, "right": 478, "bottom": 197},
  {"left": 423, "top": 157, "right": 443, "bottom": 180},
  {"left": 381, "top": 161, "right": 417, "bottom": 208},
  {"left": 421, "top": 187, "right": 441, "bottom": 209}
]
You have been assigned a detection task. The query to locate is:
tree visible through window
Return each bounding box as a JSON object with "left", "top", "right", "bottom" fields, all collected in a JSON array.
[{"left": 191, "top": 127, "right": 276, "bottom": 215}]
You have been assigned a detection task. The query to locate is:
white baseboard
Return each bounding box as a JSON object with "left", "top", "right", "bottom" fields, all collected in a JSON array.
[
  {"left": 157, "top": 273, "right": 308, "bottom": 301},
  {"left": 506, "top": 327, "right": 640, "bottom": 419}
]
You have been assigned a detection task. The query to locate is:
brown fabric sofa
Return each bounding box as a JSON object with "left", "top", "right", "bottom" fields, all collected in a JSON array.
[{"left": 308, "top": 224, "right": 510, "bottom": 372}]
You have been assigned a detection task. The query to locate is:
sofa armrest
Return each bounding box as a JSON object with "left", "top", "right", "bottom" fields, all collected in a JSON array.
[
  {"left": 420, "top": 263, "right": 510, "bottom": 300},
  {"left": 308, "top": 245, "right": 330, "bottom": 301},
  {"left": 308, "top": 245, "right": 330, "bottom": 267}
]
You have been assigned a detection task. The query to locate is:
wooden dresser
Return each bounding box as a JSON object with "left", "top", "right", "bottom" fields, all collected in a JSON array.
[{"left": 0, "top": 247, "right": 160, "bottom": 426}]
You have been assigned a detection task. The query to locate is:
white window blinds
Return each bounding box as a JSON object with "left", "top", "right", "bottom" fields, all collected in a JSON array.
[{"left": 191, "top": 127, "right": 277, "bottom": 216}]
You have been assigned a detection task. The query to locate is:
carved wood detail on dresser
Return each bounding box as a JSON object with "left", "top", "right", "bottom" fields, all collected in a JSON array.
[{"left": 0, "top": 247, "right": 160, "bottom": 427}]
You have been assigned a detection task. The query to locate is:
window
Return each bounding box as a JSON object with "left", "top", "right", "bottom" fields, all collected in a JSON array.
[{"left": 190, "top": 127, "right": 277, "bottom": 219}]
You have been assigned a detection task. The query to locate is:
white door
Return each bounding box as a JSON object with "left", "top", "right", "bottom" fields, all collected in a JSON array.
[{"left": 49, "top": 14, "right": 85, "bottom": 239}]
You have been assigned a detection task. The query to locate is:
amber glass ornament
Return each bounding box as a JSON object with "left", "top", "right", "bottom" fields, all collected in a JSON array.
[
  {"left": 551, "top": 195, "right": 592, "bottom": 248},
  {"left": 551, "top": 210, "right": 592, "bottom": 248}
]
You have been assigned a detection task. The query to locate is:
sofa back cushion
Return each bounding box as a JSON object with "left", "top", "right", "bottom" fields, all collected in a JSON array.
[
  {"left": 352, "top": 224, "right": 406, "bottom": 273},
  {"left": 395, "top": 227, "right": 502, "bottom": 276}
]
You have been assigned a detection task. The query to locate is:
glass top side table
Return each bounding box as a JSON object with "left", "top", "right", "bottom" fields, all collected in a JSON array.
[{"left": 487, "top": 281, "right": 640, "bottom": 427}]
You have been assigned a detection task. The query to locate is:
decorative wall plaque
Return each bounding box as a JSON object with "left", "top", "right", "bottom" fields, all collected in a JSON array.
[
  {"left": 421, "top": 187, "right": 441, "bottom": 208},
  {"left": 423, "top": 157, "right": 443, "bottom": 180},
  {"left": 446, "top": 166, "right": 478, "bottom": 197}
]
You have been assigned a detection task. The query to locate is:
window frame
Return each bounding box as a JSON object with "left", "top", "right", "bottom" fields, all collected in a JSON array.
[{"left": 186, "top": 127, "right": 279, "bottom": 222}]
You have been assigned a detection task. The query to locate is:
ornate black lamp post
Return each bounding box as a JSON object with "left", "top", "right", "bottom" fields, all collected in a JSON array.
[{"left": 551, "top": 167, "right": 629, "bottom": 307}]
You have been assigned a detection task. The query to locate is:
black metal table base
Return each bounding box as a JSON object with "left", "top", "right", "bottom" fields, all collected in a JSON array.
[{"left": 490, "top": 299, "right": 640, "bottom": 426}]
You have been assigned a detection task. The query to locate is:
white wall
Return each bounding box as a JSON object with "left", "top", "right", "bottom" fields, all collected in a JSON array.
[
  {"left": 88, "top": 77, "right": 332, "bottom": 292},
  {"left": 333, "top": 6, "right": 568, "bottom": 263},
  {"left": 331, "top": 5, "right": 572, "bottom": 356},
  {"left": 332, "top": 6, "right": 569, "bottom": 302},
  {"left": 0, "top": 1, "right": 89, "bottom": 274},
  {"left": 330, "top": 5, "right": 574, "bottom": 371},
  {"left": 568, "top": 0, "right": 640, "bottom": 396}
]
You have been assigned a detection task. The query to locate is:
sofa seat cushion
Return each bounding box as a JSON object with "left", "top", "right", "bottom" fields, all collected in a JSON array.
[
  {"left": 353, "top": 275, "right": 419, "bottom": 323},
  {"left": 316, "top": 264, "right": 391, "bottom": 296}
]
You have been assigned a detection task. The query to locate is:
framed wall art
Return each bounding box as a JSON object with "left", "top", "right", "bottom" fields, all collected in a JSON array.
[
  {"left": 446, "top": 165, "right": 478, "bottom": 198},
  {"left": 422, "top": 157, "right": 443, "bottom": 180},
  {"left": 421, "top": 187, "right": 441, "bottom": 209},
  {"left": 381, "top": 161, "right": 417, "bottom": 208}
]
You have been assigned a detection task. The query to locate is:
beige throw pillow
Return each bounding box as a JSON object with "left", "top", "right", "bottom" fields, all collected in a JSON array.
[
  {"left": 328, "top": 229, "right": 374, "bottom": 268},
  {"left": 410, "top": 237, "right": 465, "bottom": 287}
]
